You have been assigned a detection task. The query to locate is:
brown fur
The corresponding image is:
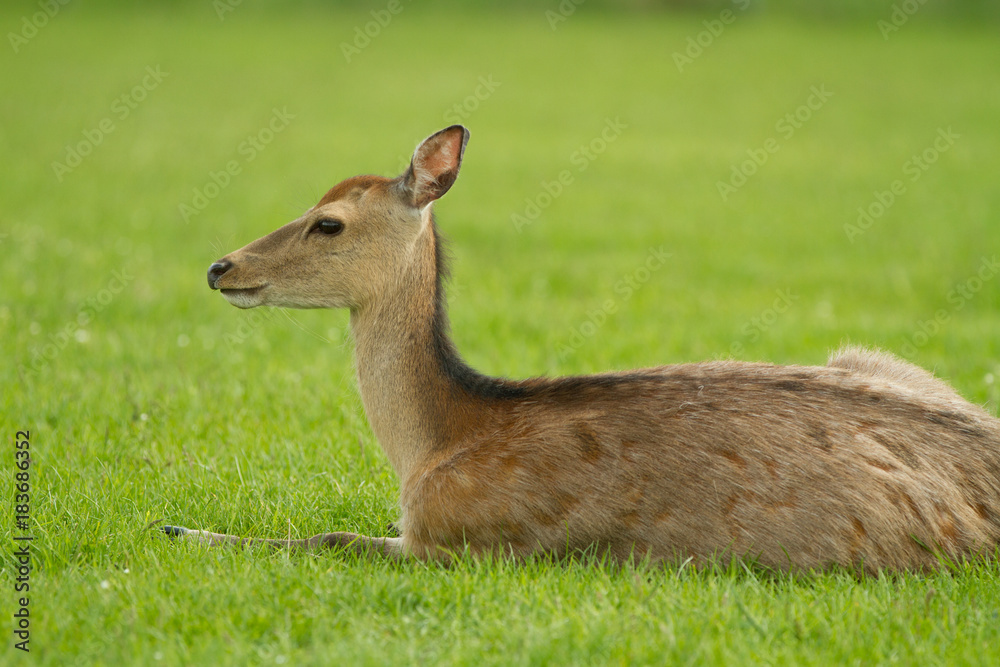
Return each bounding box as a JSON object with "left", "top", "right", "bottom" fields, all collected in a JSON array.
[
  {"left": 315, "top": 174, "right": 392, "bottom": 208},
  {"left": 177, "top": 125, "right": 1000, "bottom": 574}
]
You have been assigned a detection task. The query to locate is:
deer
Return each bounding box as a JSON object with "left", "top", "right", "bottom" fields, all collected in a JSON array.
[{"left": 165, "top": 125, "right": 1000, "bottom": 574}]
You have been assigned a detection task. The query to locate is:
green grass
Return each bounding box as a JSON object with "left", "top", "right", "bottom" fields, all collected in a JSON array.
[{"left": 3, "top": 4, "right": 1000, "bottom": 665}]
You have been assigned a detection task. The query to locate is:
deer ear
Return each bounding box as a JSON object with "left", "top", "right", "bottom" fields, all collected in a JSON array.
[{"left": 401, "top": 125, "right": 469, "bottom": 209}]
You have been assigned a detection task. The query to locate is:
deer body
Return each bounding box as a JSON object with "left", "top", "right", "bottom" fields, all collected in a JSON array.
[{"left": 175, "top": 126, "right": 1000, "bottom": 574}]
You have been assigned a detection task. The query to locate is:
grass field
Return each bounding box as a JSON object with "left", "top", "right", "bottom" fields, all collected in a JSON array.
[{"left": 3, "top": 2, "right": 1000, "bottom": 665}]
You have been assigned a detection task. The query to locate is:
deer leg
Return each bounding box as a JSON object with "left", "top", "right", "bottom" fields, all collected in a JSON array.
[{"left": 161, "top": 525, "right": 405, "bottom": 559}]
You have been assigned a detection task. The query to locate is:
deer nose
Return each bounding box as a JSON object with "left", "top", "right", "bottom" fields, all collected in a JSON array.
[{"left": 207, "top": 259, "right": 233, "bottom": 290}]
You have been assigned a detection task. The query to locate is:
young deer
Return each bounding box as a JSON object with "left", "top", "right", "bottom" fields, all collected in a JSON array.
[{"left": 167, "top": 125, "right": 1000, "bottom": 573}]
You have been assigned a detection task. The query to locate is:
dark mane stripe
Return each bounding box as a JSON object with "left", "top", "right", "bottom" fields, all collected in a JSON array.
[
  {"left": 429, "top": 221, "right": 531, "bottom": 400},
  {"left": 428, "top": 220, "right": 667, "bottom": 402}
]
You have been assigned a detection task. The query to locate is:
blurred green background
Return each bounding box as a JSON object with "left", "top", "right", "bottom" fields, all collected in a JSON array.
[{"left": 3, "top": 0, "right": 1000, "bottom": 664}]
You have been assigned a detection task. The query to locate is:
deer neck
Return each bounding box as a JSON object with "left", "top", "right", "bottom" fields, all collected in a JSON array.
[{"left": 349, "top": 220, "right": 478, "bottom": 484}]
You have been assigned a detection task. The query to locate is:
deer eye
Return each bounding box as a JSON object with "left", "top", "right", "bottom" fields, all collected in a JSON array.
[{"left": 314, "top": 219, "right": 344, "bottom": 236}]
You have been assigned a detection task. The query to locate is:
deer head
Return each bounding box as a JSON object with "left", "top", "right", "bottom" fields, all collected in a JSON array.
[{"left": 206, "top": 125, "right": 469, "bottom": 311}]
